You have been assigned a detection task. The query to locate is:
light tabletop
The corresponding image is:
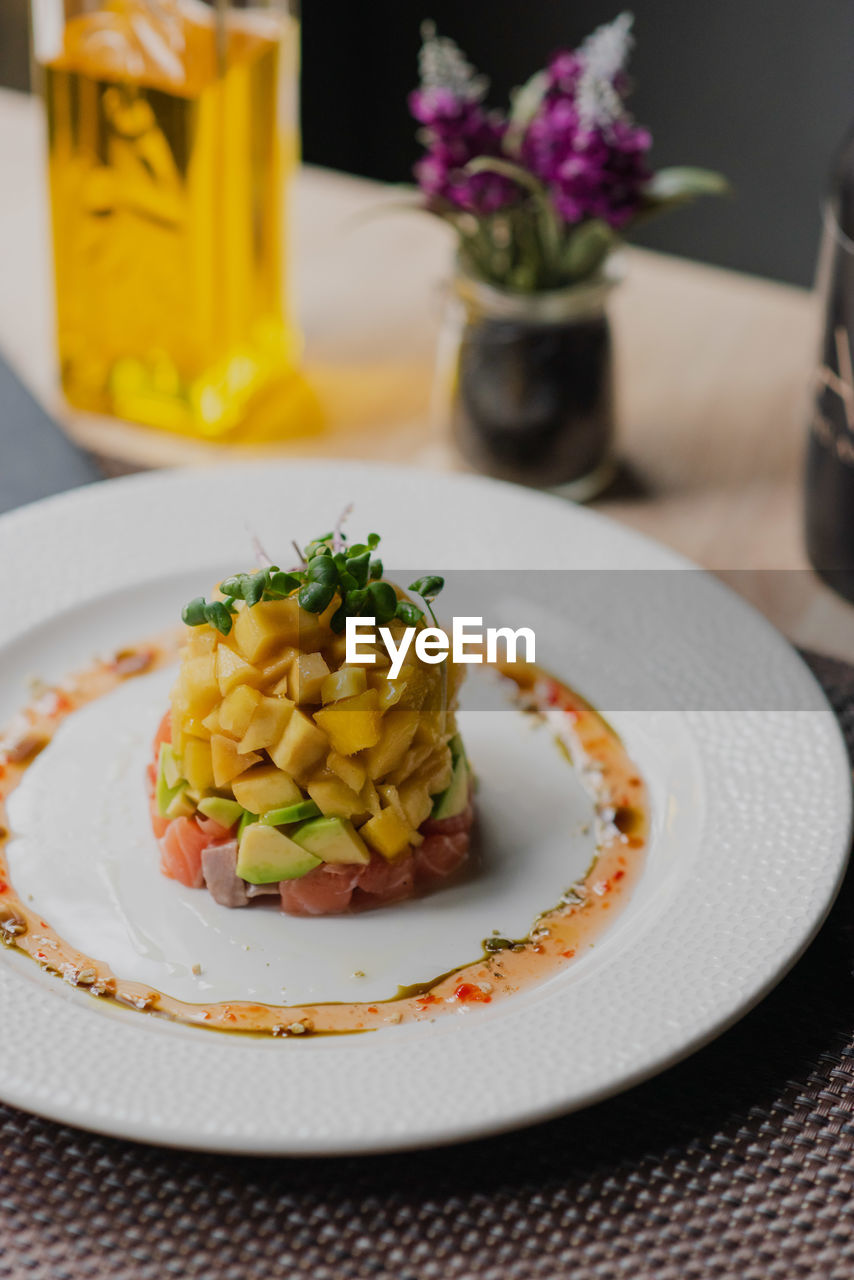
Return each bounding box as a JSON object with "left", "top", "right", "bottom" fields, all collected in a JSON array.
[{"left": 1, "top": 87, "right": 851, "bottom": 660}]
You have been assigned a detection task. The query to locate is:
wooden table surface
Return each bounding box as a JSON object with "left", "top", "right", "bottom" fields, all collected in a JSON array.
[{"left": 2, "top": 87, "right": 852, "bottom": 660}]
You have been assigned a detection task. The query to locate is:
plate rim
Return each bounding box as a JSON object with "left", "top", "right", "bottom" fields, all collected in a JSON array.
[{"left": 0, "top": 459, "right": 849, "bottom": 1156}]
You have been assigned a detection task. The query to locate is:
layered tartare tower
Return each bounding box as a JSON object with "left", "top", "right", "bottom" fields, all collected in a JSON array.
[{"left": 148, "top": 531, "right": 473, "bottom": 915}]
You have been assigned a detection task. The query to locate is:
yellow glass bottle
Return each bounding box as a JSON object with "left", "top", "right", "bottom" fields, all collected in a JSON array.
[{"left": 32, "top": 0, "right": 314, "bottom": 439}]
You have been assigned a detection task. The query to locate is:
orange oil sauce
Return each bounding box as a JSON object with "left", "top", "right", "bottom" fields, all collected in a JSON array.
[{"left": 0, "top": 637, "right": 648, "bottom": 1037}]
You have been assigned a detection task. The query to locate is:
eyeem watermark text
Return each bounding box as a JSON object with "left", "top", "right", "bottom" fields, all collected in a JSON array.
[{"left": 346, "top": 616, "right": 536, "bottom": 679}]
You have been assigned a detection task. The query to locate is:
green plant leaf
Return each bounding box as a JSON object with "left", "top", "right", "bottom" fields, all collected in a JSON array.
[
  {"left": 504, "top": 69, "right": 549, "bottom": 157},
  {"left": 644, "top": 167, "right": 730, "bottom": 202},
  {"left": 563, "top": 219, "right": 616, "bottom": 280}
]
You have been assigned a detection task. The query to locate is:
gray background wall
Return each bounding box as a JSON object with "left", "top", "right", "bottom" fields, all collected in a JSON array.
[{"left": 3, "top": 1, "right": 853, "bottom": 286}]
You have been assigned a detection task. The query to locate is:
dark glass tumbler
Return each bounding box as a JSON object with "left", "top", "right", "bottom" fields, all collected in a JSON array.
[{"left": 444, "top": 272, "right": 617, "bottom": 500}]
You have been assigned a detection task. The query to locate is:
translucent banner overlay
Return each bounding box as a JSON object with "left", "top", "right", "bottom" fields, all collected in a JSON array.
[{"left": 358, "top": 569, "right": 845, "bottom": 713}]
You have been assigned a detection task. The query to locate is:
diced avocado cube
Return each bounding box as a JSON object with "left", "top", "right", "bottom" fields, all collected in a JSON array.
[
  {"left": 197, "top": 796, "right": 246, "bottom": 830},
  {"left": 237, "top": 822, "right": 321, "bottom": 883},
  {"left": 161, "top": 744, "right": 183, "bottom": 789},
  {"left": 156, "top": 744, "right": 187, "bottom": 817},
  {"left": 431, "top": 753, "right": 469, "bottom": 820},
  {"left": 260, "top": 800, "right": 322, "bottom": 826},
  {"left": 292, "top": 816, "right": 371, "bottom": 866},
  {"left": 165, "top": 785, "right": 195, "bottom": 820},
  {"left": 237, "top": 810, "right": 258, "bottom": 839}
]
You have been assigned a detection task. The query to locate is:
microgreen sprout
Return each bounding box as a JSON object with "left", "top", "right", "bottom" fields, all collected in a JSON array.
[
  {"left": 181, "top": 528, "right": 445, "bottom": 637},
  {"left": 408, "top": 575, "right": 445, "bottom": 627}
]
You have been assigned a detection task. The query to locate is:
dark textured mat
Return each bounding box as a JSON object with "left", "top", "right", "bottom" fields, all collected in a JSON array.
[{"left": 0, "top": 651, "right": 852, "bottom": 1280}]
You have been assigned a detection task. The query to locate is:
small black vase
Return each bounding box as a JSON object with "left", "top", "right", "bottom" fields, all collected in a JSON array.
[{"left": 445, "top": 271, "right": 617, "bottom": 499}]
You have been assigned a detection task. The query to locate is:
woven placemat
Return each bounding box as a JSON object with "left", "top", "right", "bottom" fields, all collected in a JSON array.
[{"left": 1, "top": 650, "right": 853, "bottom": 1280}]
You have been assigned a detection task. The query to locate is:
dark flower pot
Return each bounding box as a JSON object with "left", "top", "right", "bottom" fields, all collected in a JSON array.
[{"left": 445, "top": 271, "right": 617, "bottom": 499}]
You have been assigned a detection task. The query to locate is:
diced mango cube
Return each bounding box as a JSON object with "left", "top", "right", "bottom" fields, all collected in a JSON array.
[
  {"left": 321, "top": 666, "right": 367, "bottom": 704},
  {"left": 232, "top": 765, "right": 302, "bottom": 814},
  {"left": 398, "top": 777, "right": 434, "bottom": 829},
  {"left": 314, "top": 689, "right": 381, "bottom": 756},
  {"left": 368, "top": 671, "right": 407, "bottom": 711},
  {"left": 360, "top": 777, "right": 382, "bottom": 818},
  {"left": 219, "top": 684, "right": 262, "bottom": 738},
  {"left": 216, "top": 645, "right": 264, "bottom": 697},
  {"left": 201, "top": 707, "right": 223, "bottom": 736},
  {"left": 185, "top": 626, "right": 218, "bottom": 657},
  {"left": 233, "top": 598, "right": 301, "bottom": 663},
  {"left": 307, "top": 777, "right": 368, "bottom": 820},
  {"left": 364, "top": 708, "right": 420, "bottom": 779},
  {"left": 294, "top": 608, "right": 328, "bottom": 654},
  {"left": 259, "top": 646, "right": 298, "bottom": 688},
  {"left": 327, "top": 750, "right": 366, "bottom": 793},
  {"left": 211, "top": 734, "right": 262, "bottom": 787},
  {"left": 183, "top": 738, "right": 215, "bottom": 792},
  {"left": 289, "top": 652, "right": 331, "bottom": 705},
  {"left": 178, "top": 653, "right": 219, "bottom": 718},
  {"left": 388, "top": 741, "right": 434, "bottom": 787},
  {"left": 238, "top": 695, "right": 294, "bottom": 754},
  {"left": 361, "top": 805, "right": 414, "bottom": 860},
  {"left": 377, "top": 783, "right": 411, "bottom": 828},
  {"left": 270, "top": 709, "right": 329, "bottom": 778},
  {"left": 413, "top": 746, "right": 453, "bottom": 797},
  {"left": 325, "top": 634, "right": 390, "bottom": 669}
]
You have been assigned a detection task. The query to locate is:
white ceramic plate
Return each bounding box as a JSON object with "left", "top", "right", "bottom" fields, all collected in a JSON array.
[{"left": 0, "top": 461, "right": 849, "bottom": 1155}]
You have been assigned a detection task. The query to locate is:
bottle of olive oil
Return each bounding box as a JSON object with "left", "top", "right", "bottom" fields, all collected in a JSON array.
[
  {"left": 806, "top": 126, "right": 854, "bottom": 598},
  {"left": 36, "top": 0, "right": 304, "bottom": 439}
]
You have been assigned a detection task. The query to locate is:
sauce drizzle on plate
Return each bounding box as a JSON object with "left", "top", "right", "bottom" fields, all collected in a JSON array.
[{"left": 0, "top": 635, "right": 649, "bottom": 1037}]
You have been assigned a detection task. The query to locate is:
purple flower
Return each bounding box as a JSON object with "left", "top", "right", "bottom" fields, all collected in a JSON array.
[
  {"left": 412, "top": 99, "right": 517, "bottom": 213},
  {"left": 409, "top": 25, "right": 519, "bottom": 215},
  {"left": 546, "top": 50, "right": 583, "bottom": 96},
  {"left": 519, "top": 22, "right": 652, "bottom": 228},
  {"left": 410, "top": 16, "right": 653, "bottom": 236},
  {"left": 521, "top": 90, "right": 651, "bottom": 227}
]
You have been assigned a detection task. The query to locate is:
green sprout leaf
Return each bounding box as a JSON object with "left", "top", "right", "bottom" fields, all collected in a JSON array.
[
  {"left": 396, "top": 600, "right": 424, "bottom": 626},
  {"left": 182, "top": 597, "right": 208, "bottom": 627},
  {"left": 203, "top": 601, "right": 233, "bottom": 635},
  {"left": 368, "top": 580, "right": 397, "bottom": 624}
]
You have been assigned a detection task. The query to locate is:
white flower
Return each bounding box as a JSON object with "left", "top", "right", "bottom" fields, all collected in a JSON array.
[
  {"left": 576, "top": 11, "right": 634, "bottom": 129},
  {"left": 418, "top": 21, "right": 488, "bottom": 102}
]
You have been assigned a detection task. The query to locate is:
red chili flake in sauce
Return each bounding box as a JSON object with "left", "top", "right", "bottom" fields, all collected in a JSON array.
[
  {"left": 452, "top": 983, "right": 492, "bottom": 1004},
  {"left": 0, "top": 881, "right": 8, "bottom": 894},
  {"left": 416, "top": 993, "right": 439, "bottom": 1008},
  {"left": 562, "top": 949, "right": 576, "bottom": 959},
  {"left": 367, "top": 1006, "right": 378, "bottom": 1014},
  {"left": 614, "top": 869, "right": 625, "bottom": 882},
  {"left": 52, "top": 693, "right": 72, "bottom": 716}
]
